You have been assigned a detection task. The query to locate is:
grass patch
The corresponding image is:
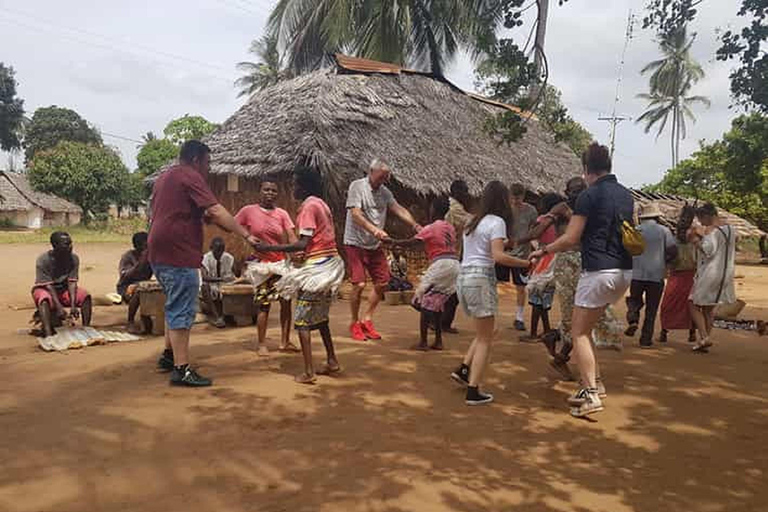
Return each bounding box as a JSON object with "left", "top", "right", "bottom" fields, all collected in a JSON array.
[{"left": 0, "top": 218, "right": 149, "bottom": 244}]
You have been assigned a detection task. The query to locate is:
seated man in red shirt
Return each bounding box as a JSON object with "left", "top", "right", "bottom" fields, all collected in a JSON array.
[{"left": 32, "top": 231, "right": 92, "bottom": 337}]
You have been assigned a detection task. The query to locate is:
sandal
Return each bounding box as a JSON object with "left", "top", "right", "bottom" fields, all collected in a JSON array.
[
  {"left": 278, "top": 344, "right": 301, "bottom": 353},
  {"left": 316, "top": 365, "right": 341, "bottom": 376},
  {"left": 294, "top": 373, "right": 317, "bottom": 384}
]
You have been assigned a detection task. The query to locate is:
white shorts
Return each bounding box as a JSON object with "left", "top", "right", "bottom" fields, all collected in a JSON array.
[{"left": 575, "top": 269, "right": 632, "bottom": 309}]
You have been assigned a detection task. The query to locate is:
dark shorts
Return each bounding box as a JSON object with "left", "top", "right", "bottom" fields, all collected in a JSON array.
[
  {"left": 512, "top": 268, "right": 528, "bottom": 287},
  {"left": 152, "top": 264, "right": 199, "bottom": 330},
  {"left": 344, "top": 245, "right": 390, "bottom": 285}
]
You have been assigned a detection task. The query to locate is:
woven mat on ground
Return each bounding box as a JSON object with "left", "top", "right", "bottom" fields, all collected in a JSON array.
[{"left": 37, "top": 327, "right": 141, "bottom": 352}]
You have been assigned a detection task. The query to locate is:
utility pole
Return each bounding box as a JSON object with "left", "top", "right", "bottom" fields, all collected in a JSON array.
[
  {"left": 600, "top": 10, "right": 635, "bottom": 159},
  {"left": 533, "top": 0, "right": 550, "bottom": 79}
]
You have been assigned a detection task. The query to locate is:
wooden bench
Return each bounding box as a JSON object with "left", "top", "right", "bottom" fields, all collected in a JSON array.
[
  {"left": 137, "top": 280, "right": 165, "bottom": 336},
  {"left": 220, "top": 284, "right": 256, "bottom": 327}
]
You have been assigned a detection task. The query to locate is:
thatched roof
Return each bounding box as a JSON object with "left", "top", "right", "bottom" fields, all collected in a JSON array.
[
  {"left": 631, "top": 189, "right": 765, "bottom": 238},
  {"left": 0, "top": 171, "right": 82, "bottom": 214},
  {"left": 204, "top": 56, "right": 581, "bottom": 196},
  {"left": 0, "top": 172, "right": 34, "bottom": 211}
]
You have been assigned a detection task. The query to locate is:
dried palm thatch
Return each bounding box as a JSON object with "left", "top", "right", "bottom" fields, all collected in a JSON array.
[
  {"left": 631, "top": 189, "right": 765, "bottom": 239},
  {"left": 205, "top": 63, "right": 582, "bottom": 205}
]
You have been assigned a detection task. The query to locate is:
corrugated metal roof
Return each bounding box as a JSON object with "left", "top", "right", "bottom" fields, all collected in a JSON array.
[
  {"left": 0, "top": 172, "right": 82, "bottom": 213},
  {"left": 334, "top": 53, "right": 418, "bottom": 75},
  {"left": 0, "top": 173, "right": 34, "bottom": 211}
]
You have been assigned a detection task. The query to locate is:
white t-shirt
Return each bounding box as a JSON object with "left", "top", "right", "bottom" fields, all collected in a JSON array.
[{"left": 461, "top": 215, "right": 508, "bottom": 268}]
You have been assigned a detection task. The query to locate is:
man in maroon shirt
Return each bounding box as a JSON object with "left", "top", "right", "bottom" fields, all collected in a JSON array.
[{"left": 149, "top": 140, "right": 257, "bottom": 387}]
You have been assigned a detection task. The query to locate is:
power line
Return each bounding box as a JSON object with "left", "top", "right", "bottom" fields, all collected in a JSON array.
[
  {"left": 102, "top": 132, "right": 144, "bottom": 144},
  {"left": 0, "top": 7, "right": 235, "bottom": 83}
]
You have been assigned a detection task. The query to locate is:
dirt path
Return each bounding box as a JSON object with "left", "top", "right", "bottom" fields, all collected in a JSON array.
[{"left": 1, "top": 243, "right": 767, "bottom": 512}]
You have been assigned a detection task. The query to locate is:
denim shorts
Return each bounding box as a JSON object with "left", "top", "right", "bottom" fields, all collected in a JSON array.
[
  {"left": 457, "top": 266, "right": 498, "bottom": 319},
  {"left": 152, "top": 264, "right": 199, "bottom": 330}
]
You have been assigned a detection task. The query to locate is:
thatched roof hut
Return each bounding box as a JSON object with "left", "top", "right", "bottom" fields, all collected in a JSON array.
[
  {"left": 631, "top": 189, "right": 765, "bottom": 239},
  {"left": 0, "top": 171, "right": 82, "bottom": 228},
  {"left": 202, "top": 54, "right": 581, "bottom": 263}
]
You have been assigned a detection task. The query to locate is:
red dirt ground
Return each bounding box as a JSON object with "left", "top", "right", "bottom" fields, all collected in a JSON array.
[{"left": 1, "top": 242, "right": 767, "bottom": 512}]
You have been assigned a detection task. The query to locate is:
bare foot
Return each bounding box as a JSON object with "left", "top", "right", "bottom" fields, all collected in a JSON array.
[
  {"left": 316, "top": 364, "right": 341, "bottom": 376},
  {"left": 430, "top": 344, "right": 444, "bottom": 351},
  {"left": 410, "top": 343, "right": 430, "bottom": 351},
  {"left": 278, "top": 343, "right": 301, "bottom": 353},
  {"left": 126, "top": 323, "right": 143, "bottom": 335},
  {"left": 257, "top": 345, "right": 270, "bottom": 357},
  {"left": 295, "top": 373, "right": 317, "bottom": 384}
]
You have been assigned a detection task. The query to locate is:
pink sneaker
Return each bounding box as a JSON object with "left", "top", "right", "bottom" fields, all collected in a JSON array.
[
  {"left": 361, "top": 320, "right": 382, "bottom": 340},
  {"left": 350, "top": 322, "right": 366, "bottom": 341}
]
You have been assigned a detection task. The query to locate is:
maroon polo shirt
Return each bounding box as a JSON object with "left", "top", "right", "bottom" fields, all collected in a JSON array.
[{"left": 148, "top": 164, "right": 218, "bottom": 268}]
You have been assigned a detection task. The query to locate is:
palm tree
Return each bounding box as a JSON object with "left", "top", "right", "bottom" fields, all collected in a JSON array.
[
  {"left": 235, "top": 35, "right": 288, "bottom": 97},
  {"left": 267, "top": 0, "right": 501, "bottom": 78},
  {"left": 637, "top": 27, "right": 709, "bottom": 168}
]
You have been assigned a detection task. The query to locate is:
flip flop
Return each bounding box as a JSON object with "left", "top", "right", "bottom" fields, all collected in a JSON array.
[
  {"left": 294, "top": 373, "right": 317, "bottom": 384},
  {"left": 429, "top": 345, "right": 444, "bottom": 351},
  {"left": 278, "top": 344, "right": 301, "bottom": 353},
  {"left": 316, "top": 365, "right": 341, "bottom": 376},
  {"left": 410, "top": 344, "right": 430, "bottom": 351}
]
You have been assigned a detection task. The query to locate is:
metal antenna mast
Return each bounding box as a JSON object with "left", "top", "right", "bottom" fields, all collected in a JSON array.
[{"left": 599, "top": 10, "right": 635, "bottom": 159}]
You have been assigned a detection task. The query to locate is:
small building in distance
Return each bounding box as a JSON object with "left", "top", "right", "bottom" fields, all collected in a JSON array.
[{"left": 0, "top": 171, "right": 82, "bottom": 228}]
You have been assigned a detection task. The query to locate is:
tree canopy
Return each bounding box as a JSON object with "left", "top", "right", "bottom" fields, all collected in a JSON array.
[
  {"left": 28, "top": 141, "right": 130, "bottom": 217},
  {"left": 136, "top": 138, "right": 178, "bottom": 178},
  {"left": 236, "top": 35, "right": 289, "bottom": 97},
  {"left": 162, "top": 115, "right": 218, "bottom": 145},
  {"left": 267, "top": 0, "right": 501, "bottom": 77},
  {"left": 643, "top": 0, "right": 768, "bottom": 113},
  {"left": 636, "top": 27, "right": 709, "bottom": 168},
  {"left": 24, "top": 106, "right": 102, "bottom": 162},
  {"left": 648, "top": 113, "right": 768, "bottom": 231},
  {"left": 0, "top": 63, "right": 25, "bottom": 153}
]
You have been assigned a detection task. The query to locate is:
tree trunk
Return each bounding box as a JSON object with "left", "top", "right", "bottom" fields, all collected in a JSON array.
[{"left": 533, "top": 0, "right": 550, "bottom": 79}]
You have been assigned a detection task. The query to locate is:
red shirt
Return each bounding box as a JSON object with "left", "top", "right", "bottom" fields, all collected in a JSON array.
[
  {"left": 416, "top": 220, "right": 457, "bottom": 261},
  {"left": 296, "top": 196, "right": 337, "bottom": 258},
  {"left": 235, "top": 205, "right": 295, "bottom": 262},
  {"left": 537, "top": 215, "right": 558, "bottom": 244},
  {"left": 148, "top": 165, "right": 218, "bottom": 268}
]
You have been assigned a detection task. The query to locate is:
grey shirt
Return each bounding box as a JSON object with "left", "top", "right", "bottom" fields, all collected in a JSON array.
[
  {"left": 632, "top": 220, "right": 676, "bottom": 283},
  {"left": 510, "top": 203, "right": 537, "bottom": 258},
  {"left": 343, "top": 177, "right": 395, "bottom": 250}
]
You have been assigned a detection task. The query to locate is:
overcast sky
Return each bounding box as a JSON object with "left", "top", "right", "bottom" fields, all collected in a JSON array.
[{"left": 0, "top": 0, "right": 748, "bottom": 188}]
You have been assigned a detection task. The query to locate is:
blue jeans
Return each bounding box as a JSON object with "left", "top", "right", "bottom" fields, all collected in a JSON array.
[{"left": 152, "top": 264, "right": 199, "bottom": 330}]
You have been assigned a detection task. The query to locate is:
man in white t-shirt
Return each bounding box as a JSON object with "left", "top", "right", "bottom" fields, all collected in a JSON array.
[{"left": 343, "top": 159, "right": 422, "bottom": 341}]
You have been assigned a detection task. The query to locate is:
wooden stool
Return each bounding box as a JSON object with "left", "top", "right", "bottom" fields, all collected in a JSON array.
[
  {"left": 221, "top": 284, "right": 256, "bottom": 326},
  {"left": 137, "top": 280, "right": 165, "bottom": 335}
]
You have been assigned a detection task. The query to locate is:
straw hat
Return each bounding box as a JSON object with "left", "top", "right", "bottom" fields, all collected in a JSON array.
[{"left": 639, "top": 202, "right": 663, "bottom": 220}]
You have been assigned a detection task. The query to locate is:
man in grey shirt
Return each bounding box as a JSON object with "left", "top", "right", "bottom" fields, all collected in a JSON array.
[
  {"left": 344, "top": 159, "right": 421, "bottom": 341},
  {"left": 625, "top": 203, "right": 678, "bottom": 348},
  {"left": 507, "top": 183, "right": 537, "bottom": 331}
]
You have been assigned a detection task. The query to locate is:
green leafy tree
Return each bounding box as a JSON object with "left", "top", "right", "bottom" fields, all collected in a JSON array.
[
  {"left": 236, "top": 35, "right": 289, "bottom": 97},
  {"left": 24, "top": 106, "right": 102, "bottom": 162},
  {"left": 136, "top": 138, "right": 178, "bottom": 178},
  {"left": 717, "top": 0, "right": 768, "bottom": 112},
  {"left": 637, "top": 27, "right": 709, "bottom": 168},
  {"left": 267, "top": 0, "right": 501, "bottom": 77},
  {"left": 651, "top": 113, "right": 768, "bottom": 231},
  {"left": 0, "top": 63, "right": 25, "bottom": 152},
  {"left": 28, "top": 141, "right": 128, "bottom": 217},
  {"left": 162, "top": 115, "right": 218, "bottom": 145},
  {"left": 116, "top": 172, "right": 149, "bottom": 213}
]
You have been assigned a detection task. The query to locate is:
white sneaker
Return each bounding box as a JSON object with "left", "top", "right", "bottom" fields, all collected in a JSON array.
[
  {"left": 596, "top": 379, "right": 607, "bottom": 399},
  {"left": 570, "top": 389, "right": 604, "bottom": 417},
  {"left": 568, "top": 387, "right": 590, "bottom": 406}
]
